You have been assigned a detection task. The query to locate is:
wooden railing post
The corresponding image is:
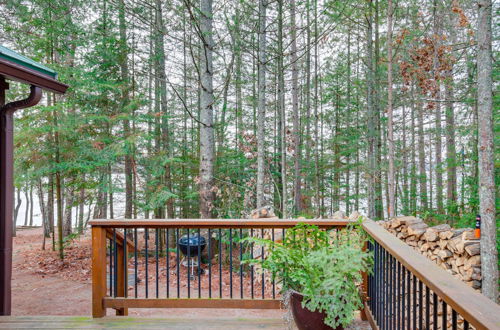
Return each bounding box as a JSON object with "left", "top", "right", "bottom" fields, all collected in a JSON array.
[
  {"left": 92, "top": 226, "right": 107, "bottom": 318},
  {"left": 115, "top": 237, "right": 128, "bottom": 316}
]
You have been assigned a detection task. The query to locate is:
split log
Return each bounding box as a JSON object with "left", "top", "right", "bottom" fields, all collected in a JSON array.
[
  {"left": 423, "top": 224, "right": 451, "bottom": 242},
  {"left": 464, "top": 242, "right": 480, "bottom": 256},
  {"left": 456, "top": 239, "right": 480, "bottom": 254},
  {"left": 438, "top": 240, "right": 449, "bottom": 249},
  {"left": 439, "top": 230, "right": 454, "bottom": 240},
  {"left": 438, "top": 249, "right": 453, "bottom": 259},
  {"left": 464, "top": 255, "right": 481, "bottom": 271}
]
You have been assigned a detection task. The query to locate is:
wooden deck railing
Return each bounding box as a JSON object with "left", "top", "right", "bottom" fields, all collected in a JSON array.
[
  {"left": 90, "top": 218, "right": 500, "bottom": 329},
  {"left": 90, "top": 219, "right": 350, "bottom": 318},
  {"left": 362, "top": 219, "right": 500, "bottom": 330}
]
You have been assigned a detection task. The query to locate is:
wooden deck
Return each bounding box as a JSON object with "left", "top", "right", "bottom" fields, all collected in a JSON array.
[{"left": 0, "top": 316, "right": 287, "bottom": 329}]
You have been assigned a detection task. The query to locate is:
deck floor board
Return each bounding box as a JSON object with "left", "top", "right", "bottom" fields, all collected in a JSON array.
[{"left": 0, "top": 316, "right": 286, "bottom": 329}]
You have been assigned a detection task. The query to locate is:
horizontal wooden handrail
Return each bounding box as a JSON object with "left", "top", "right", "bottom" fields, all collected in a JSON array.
[
  {"left": 90, "top": 218, "right": 352, "bottom": 229},
  {"left": 362, "top": 218, "right": 500, "bottom": 330}
]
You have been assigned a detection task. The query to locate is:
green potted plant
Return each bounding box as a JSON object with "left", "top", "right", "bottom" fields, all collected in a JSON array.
[{"left": 244, "top": 221, "right": 372, "bottom": 330}]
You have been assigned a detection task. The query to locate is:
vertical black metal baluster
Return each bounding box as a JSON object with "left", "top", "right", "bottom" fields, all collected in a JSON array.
[
  {"left": 124, "top": 228, "right": 127, "bottom": 298},
  {"left": 418, "top": 279, "right": 423, "bottom": 330},
  {"left": 433, "top": 292, "right": 438, "bottom": 330},
  {"left": 367, "top": 241, "right": 371, "bottom": 311},
  {"left": 374, "top": 242, "right": 379, "bottom": 325},
  {"left": 251, "top": 228, "right": 254, "bottom": 299},
  {"left": 145, "top": 229, "right": 148, "bottom": 298},
  {"left": 166, "top": 228, "right": 169, "bottom": 298},
  {"left": 198, "top": 228, "right": 201, "bottom": 298},
  {"left": 208, "top": 228, "right": 212, "bottom": 298},
  {"left": 176, "top": 228, "right": 180, "bottom": 298},
  {"left": 384, "top": 250, "right": 388, "bottom": 330},
  {"left": 464, "top": 320, "right": 469, "bottom": 330},
  {"left": 412, "top": 274, "right": 417, "bottom": 330},
  {"left": 382, "top": 249, "right": 386, "bottom": 330},
  {"left": 388, "top": 254, "right": 392, "bottom": 330},
  {"left": 407, "top": 268, "right": 411, "bottom": 330},
  {"left": 451, "top": 309, "right": 457, "bottom": 330},
  {"left": 261, "top": 228, "right": 265, "bottom": 299},
  {"left": 155, "top": 228, "right": 159, "bottom": 298},
  {"left": 401, "top": 266, "right": 405, "bottom": 330},
  {"left": 219, "top": 228, "right": 222, "bottom": 298},
  {"left": 187, "top": 229, "right": 190, "bottom": 298},
  {"left": 442, "top": 301, "right": 447, "bottom": 330},
  {"left": 377, "top": 245, "right": 384, "bottom": 326},
  {"left": 271, "top": 229, "right": 275, "bottom": 299},
  {"left": 397, "top": 261, "right": 401, "bottom": 330},
  {"left": 425, "top": 286, "right": 430, "bottom": 330},
  {"left": 113, "top": 229, "right": 118, "bottom": 298},
  {"left": 390, "top": 255, "right": 399, "bottom": 329},
  {"left": 240, "top": 228, "right": 243, "bottom": 299},
  {"left": 229, "top": 228, "right": 233, "bottom": 298},
  {"left": 109, "top": 239, "right": 112, "bottom": 296},
  {"left": 134, "top": 228, "right": 138, "bottom": 298}
]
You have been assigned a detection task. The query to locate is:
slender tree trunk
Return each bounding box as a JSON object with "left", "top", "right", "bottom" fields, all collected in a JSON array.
[
  {"left": 13, "top": 188, "right": 21, "bottom": 229},
  {"left": 417, "top": 97, "right": 428, "bottom": 211},
  {"left": 256, "top": 0, "right": 267, "bottom": 208},
  {"left": 63, "top": 189, "right": 74, "bottom": 237},
  {"left": 366, "top": 0, "right": 376, "bottom": 218},
  {"left": 290, "top": 0, "right": 301, "bottom": 214},
  {"left": 155, "top": 0, "right": 174, "bottom": 218},
  {"left": 387, "top": 0, "right": 395, "bottom": 217},
  {"left": 445, "top": 11, "right": 457, "bottom": 213},
  {"left": 199, "top": 0, "right": 215, "bottom": 218},
  {"left": 277, "top": 0, "right": 286, "bottom": 218},
  {"left": 23, "top": 185, "right": 29, "bottom": 226},
  {"left": 78, "top": 186, "right": 84, "bottom": 233},
  {"left": 433, "top": 0, "right": 443, "bottom": 213},
  {"left": 477, "top": 0, "right": 497, "bottom": 302},
  {"left": 118, "top": 0, "right": 133, "bottom": 219},
  {"left": 28, "top": 186, "right": 33, "bottom": 226}
]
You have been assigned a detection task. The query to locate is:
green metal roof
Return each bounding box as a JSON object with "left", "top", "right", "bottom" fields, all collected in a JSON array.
[{"left": 0, "top": 45, "right": 57, "bottom": 79}]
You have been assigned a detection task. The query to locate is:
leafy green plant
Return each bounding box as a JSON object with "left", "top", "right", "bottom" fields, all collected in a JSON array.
[{"left": 244, "top": 221, "right": 372, "bottom": 328}]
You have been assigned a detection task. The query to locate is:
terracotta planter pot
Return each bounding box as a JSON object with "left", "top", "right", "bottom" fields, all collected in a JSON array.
[{"left": 290, "top": 292, "right": 344, "bottom": 330}]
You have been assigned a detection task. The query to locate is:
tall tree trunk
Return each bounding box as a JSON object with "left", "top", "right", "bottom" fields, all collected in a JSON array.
[
  {"left": 118, "top": 0, "right": 133, "bottom": 219},
  {"left": 199, "top": 0, "right": 215, "bottom": 218},
  {"left": 373, "top": 0, "right": 383, "bottom": 219},
  {"left": 366, "top": 0, "right": 376, "bottom": 218},
  {"left": 63, "top": 189, "right": 74, "bottom": 237},
  {"left": 256, "top": 0, "right": 267, "bottom": 208},
  {"left": 417, "top": 98, "right": 428, "bottom": 211},
  {"left": 78, "top": 186, "right": 85, "bottom": 233},
  {"left": 290, "top": 0, "right": 301, "bottom": 214},
  {"left": 155, "top": 0, "right": 174, "bottom": 218},
  {"left": 387, "top": 0, "right": 395, "bottom": 217},
  {"left": 28, "top": 185, "right": 33, "bottom": 226},
  {"left": 13, "top": 188, "right": 21, "bottom": 230},
  {"left": 477, "top": 0, "right": 497, "bottom": 302},
  {"left": 277, "top": 0, "right": 286, "bottom": 217},
  {"left": 433, "top": 0, "right": 443, "bottom": 213},
  {"left": 445, "top": 11, "right": 457, "bottom": 214},
  {"left": 23, "top": 185, "right": 29, "bottom": 226}
]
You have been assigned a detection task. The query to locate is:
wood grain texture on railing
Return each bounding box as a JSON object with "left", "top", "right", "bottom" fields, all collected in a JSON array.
[
  {"left": 362, "top": 218, "right": 500, "bottom": 330},
  {"left": 89, "top": 219, "right": 352, "bottom": 228}
]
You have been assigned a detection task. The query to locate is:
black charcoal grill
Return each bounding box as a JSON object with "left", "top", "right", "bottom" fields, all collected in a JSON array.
[{"left": 178, "top": 234, "right": 206, "bottom": 278}]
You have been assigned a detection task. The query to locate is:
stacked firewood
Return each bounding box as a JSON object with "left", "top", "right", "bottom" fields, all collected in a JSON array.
[{"left": 379, "top": 216, "right": 482, "bottom": 291}]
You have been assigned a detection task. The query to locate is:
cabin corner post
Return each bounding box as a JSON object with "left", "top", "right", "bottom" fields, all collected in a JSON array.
[
  {"left": 92, "top": 225, "right": 107, "bottom": 318},
  {"left": 115, "top": 234, "right": 128, "bottom": 316},
  {"left": 0, "top": 77, "right": 12, "bottom": 316}
]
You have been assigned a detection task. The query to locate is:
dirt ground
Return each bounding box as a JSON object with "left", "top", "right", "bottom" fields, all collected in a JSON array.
[{"left": 11, "top": 227, "right": 370, "bottom": 329}]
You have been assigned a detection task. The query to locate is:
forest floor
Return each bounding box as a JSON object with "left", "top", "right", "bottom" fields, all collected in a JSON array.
[{"left": 11, "top": 227, "right": 370, "bottom": 329}]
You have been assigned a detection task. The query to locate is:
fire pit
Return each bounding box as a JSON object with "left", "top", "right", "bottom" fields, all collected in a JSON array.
[{"left": 178, "top": 234, "right": 206, "bottom": 278}]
